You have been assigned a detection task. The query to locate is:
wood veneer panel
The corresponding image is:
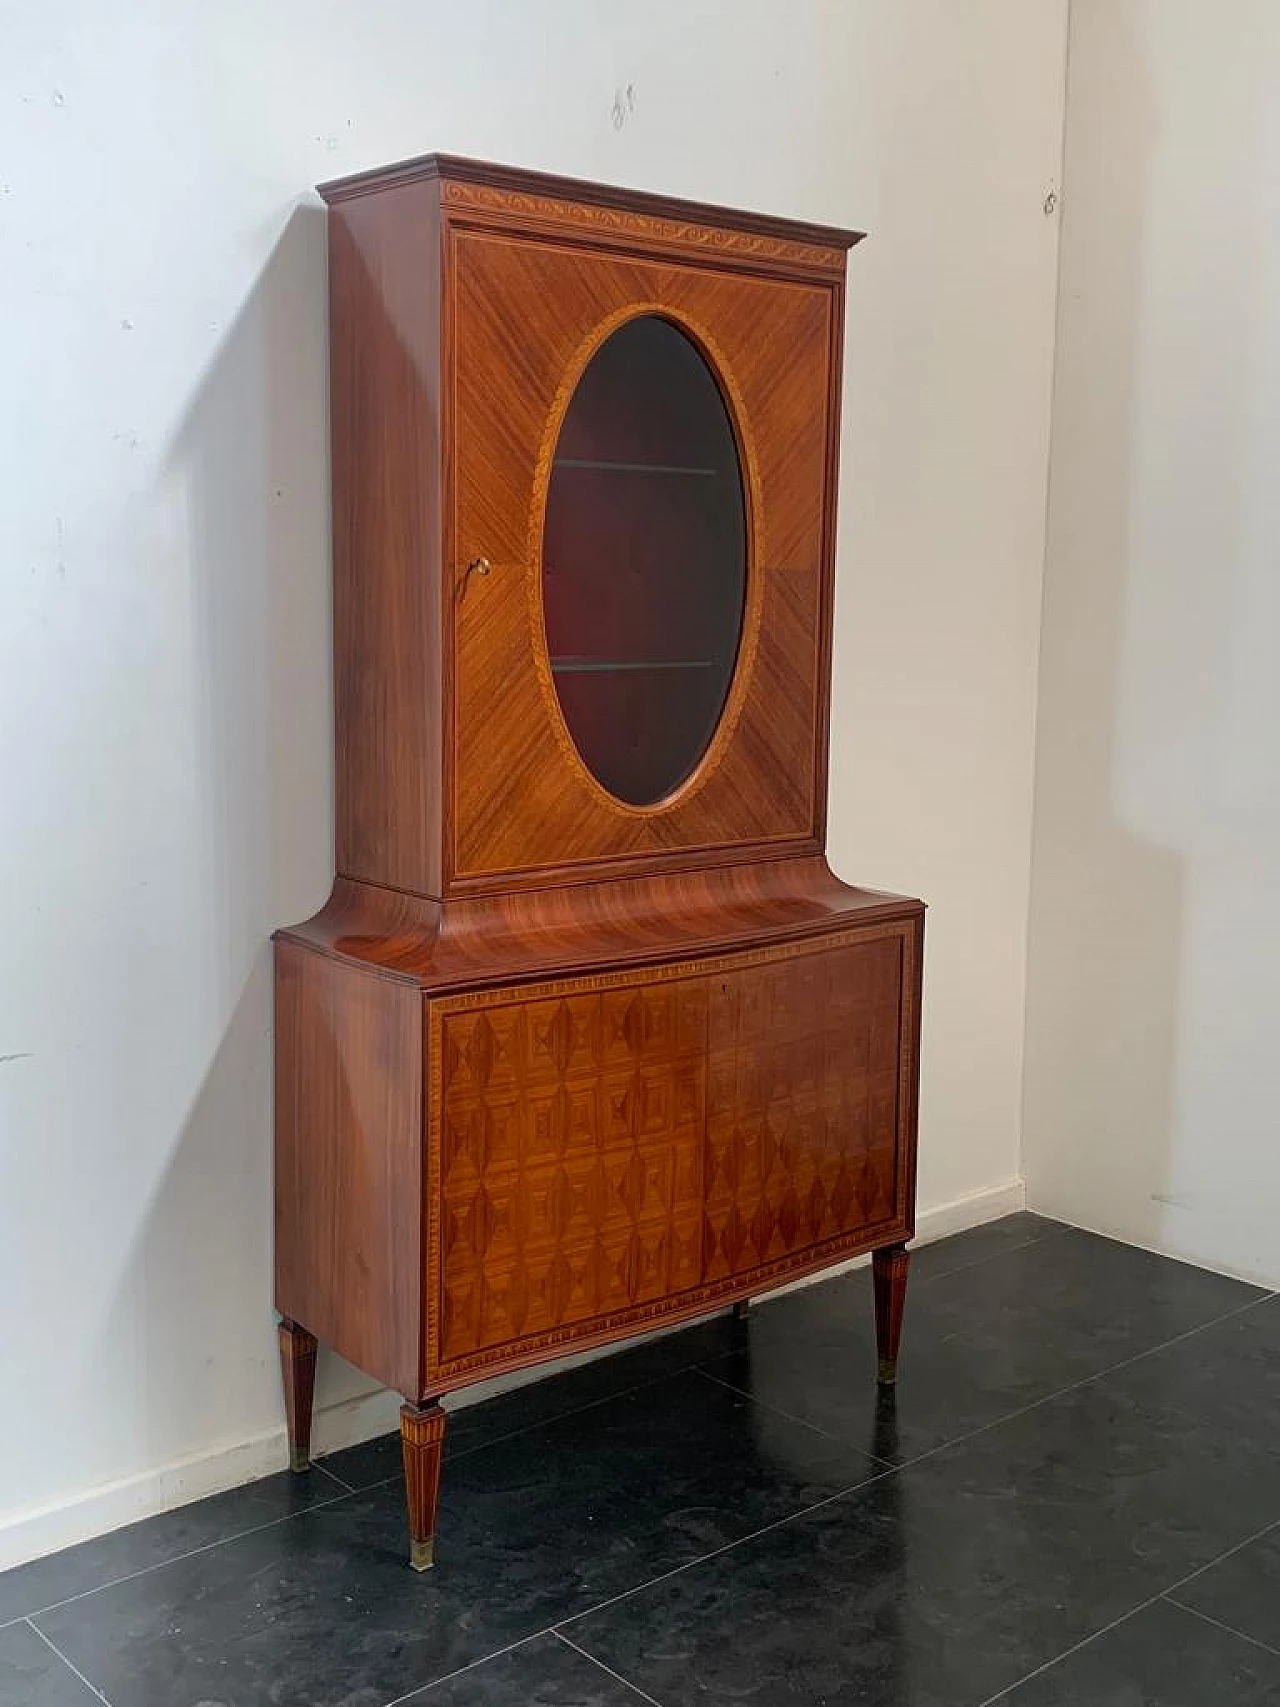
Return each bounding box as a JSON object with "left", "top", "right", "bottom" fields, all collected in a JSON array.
[
  {"left": 278, "top": 858, "right": 923, "bottom": 993},
  {"left": 421, "top": 922, "right": 917, "bottom": 1393},
  {"left": 446, "top": 227, "right": 837, "bottom": 890},
  {"left": 703, "top": 933, "right": 902, "bottom": 1279},
  {"left": 274, "top": 941, "right": 423, "bottom": 1396},
  {"left": 329, "top": 177, "right": 444, "bottom": 896},
  {"left": 432, "top": 978, "right": 708, "bottom": 1369}
]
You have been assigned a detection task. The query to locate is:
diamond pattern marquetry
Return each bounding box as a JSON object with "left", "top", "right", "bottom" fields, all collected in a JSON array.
[
  {"left": 703, "top": 937, "right": 902, "bottom": 1282},
  {"left": 436, "top": 984, "right": 708, "bottom": 1364},
  {"left": 429, "top": 933, "right": 905, "bottom": 1375}
]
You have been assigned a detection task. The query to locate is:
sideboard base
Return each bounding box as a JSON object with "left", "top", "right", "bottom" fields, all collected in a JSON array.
[{"left": 274, "top": 870, "right": 923, "bottom": 1568}]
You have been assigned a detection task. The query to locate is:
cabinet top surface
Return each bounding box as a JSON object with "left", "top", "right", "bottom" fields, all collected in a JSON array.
[{"left": 316, "top": 151, "right": 864, "bottom": 252}]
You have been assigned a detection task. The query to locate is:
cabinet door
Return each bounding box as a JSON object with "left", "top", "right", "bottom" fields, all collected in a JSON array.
[
  {"left": 423, "top": 926, "right": 916, "bottom": 1389},
  {"left": 427, "top": 976, "right": 710, "bottom": 1378},
  {"left": 446, "top": 222, "right": 837, "bottom": 890},
  {"left": 704, "top": 935, "right": 906, "bottom": 1282}
]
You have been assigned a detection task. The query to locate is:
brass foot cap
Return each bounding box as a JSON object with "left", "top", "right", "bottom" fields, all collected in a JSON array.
[
  {"left": 409, "top": 1538, "right": 436, "bottom": 1572},
  {"left": 877, "top": 1360, "right": 898, "bottom": 1386},
  {"left": 289, "top": 1447, "right": 311, "bottom": 1473}
]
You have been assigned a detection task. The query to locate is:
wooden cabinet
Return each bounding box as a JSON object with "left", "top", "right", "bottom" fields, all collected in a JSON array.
[{"left": 274, "top": 154, "right": 924, "bottom": 1570}]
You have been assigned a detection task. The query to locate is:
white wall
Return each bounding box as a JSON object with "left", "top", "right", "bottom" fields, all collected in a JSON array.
[
  {"left": 1, "top": 0, "right": 1066, "bottom": 1564},
  {"left": 1024, "top": 0, "right": 1280, "bottom": 1288}
]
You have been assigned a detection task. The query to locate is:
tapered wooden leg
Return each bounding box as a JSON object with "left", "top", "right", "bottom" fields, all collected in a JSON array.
[
  {"left": 278, "top": 1319, "right": 318, "bottom": 1472},
  {"left": 872, "top": 1244, "right": 910, "bottom": 1386},
  {"left": 400, "top": 1401, "right": 447, "bottom": 1571}
]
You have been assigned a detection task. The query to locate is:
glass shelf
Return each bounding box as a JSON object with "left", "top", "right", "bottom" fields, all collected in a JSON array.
[
  {"left": 551, "top": 658, "right": 715, "bottom": 675},
  {"left": 553, "top": 458, "right": 720, "bottom": 478}
]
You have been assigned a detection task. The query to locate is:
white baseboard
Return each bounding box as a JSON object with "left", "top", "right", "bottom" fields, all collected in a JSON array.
[
  {"left": 0, "top": 1175, "right": 1025, "bottom": 1574},
  {"left": 913, "top": 1175, "right": 1028, "bottom": 1243},
  {"left": 0, "top": 1387, "right": 404, "bottom": 1575}
]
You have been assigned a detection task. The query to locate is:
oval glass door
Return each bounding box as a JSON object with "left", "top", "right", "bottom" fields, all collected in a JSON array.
[{"left": 543, "top": 315, "right": 747, "bottom": 807}]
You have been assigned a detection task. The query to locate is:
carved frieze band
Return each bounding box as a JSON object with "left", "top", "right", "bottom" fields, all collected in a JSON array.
[{"left": 440, "top": 180, "right": 846, "bottom": 272}]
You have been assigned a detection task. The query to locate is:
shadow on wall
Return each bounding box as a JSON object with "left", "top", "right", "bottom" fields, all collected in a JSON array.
[
  {"left": 99, "top": 202, "right": 383, "bottom": 1487},
  {"left": 1023, "top": 14, "right": 1186, "bottom": 1259}
]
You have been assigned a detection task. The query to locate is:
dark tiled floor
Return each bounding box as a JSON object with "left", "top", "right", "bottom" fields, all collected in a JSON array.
[
  {"left": 3, "top": 1213, "right": 1277, "bottom": 1706},
  {"left": 0, "top": 1620, "right": 103, "bottom": 1706}
]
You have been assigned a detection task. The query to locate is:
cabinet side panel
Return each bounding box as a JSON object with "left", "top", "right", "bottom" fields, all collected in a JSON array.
[
  {"left": 329, "top": 180, "right": 443, "bottom": 895},
  {"left": 275, "top": 941, "right": 423, "bottom": 1396},
  {"left": 899, "top": 909, "right": 925, "bottom": 1237}
]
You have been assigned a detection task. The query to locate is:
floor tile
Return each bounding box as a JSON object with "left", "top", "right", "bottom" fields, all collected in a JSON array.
[
  {"left": 407, "top": 1633, "right": 654, "bottom": 1704},
  {"left": 566, "top": 1374, "right": 1280, "bottom": 1706},
  {"left": 0, "top": 1620, "right": 102, "bottom": 1706},
  {"left": 1098, "top": 1292, "right": 1280, "bottom": 1437},
  {"left": 321, "top": 1310, "right": 744, "bottom": 1491},
  {"left": 905, "top": 1212, "right": 1067, "bottom": 1284},
  {"left": 707, "top": 1225, "right": 1266, "bottom": 1463},
  {"left": 0, "top": 1467, "right": 342, "bottom": 1624},
  {"left": 11, "top": 1217, "right": 1270, "bottom": 1707},
  {"left": 1172, "top": 1526, "right": 1280, "bottom": 1659},
  {"left": 36, "top": 1370, "right": 878, "bottom": 1707},
  {"left": 1001, "top": 1597, "right": 1280, "bottom": 1704}
]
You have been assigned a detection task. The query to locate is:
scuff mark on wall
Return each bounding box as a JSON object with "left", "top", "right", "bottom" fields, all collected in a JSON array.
[{"left": 611, "top": 83, "right": 637, "bottom": 131}]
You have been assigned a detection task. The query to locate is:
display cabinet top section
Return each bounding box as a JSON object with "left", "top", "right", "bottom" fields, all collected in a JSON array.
[{"left": 316, "top": 151, "right": 864, "bottom": 255}]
